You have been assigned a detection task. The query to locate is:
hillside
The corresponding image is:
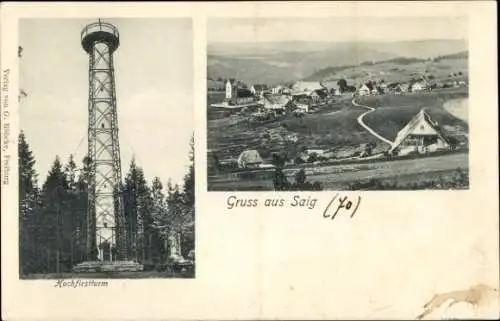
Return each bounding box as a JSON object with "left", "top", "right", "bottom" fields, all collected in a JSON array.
[
  {"left": 207, "top": 39, "right": 468, "bottom": 85},
  {"left": 308, "top": 51, "right": 469, "bottom": 83},
  {"left": 208, "top": 54, "right": 301, "bottom": 85}
]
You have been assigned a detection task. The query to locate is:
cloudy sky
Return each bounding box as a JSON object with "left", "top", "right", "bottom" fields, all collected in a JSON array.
[
  {"left": 20, "top": 18, "right": 193, "bottom": 186},
  {"left": 208, "top": 17, "right": 468, "bottom": 43}
]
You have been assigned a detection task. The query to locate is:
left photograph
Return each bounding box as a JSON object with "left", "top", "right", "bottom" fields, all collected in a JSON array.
[{"left": 19, "top": 18, "right": 195, "bottom": 279}]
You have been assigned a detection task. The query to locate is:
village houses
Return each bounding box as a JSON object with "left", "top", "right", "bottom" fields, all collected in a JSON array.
[
  {"left": 291, "top": 81, "right": 329, "bottom": 105},
  {"left": 294, "top": 95, "right": 311, "bottom": 113},
  {"left": 226, "top": 79, "right": 254, "bottom": 105},
  {"left": 410, "top": 79, "right": 428, "bottom": 92},
  {"left": 250, "top": 84, "right": 269, "bottom": 97}
]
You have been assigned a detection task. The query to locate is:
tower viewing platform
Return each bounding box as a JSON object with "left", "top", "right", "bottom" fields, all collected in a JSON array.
[{"left": 81, "top": 20, "right": 120, "bottom": 54}]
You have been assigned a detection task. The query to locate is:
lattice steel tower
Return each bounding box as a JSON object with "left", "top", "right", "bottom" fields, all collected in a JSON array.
[{"left": 81, "top": 20, "right": 127, "bottom": 262}]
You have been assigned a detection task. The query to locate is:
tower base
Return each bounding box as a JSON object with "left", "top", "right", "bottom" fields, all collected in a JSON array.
[{"left": 73, "top": 261, "right": 144, "bottom": 273}]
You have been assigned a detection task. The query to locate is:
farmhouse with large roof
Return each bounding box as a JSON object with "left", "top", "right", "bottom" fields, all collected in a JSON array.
[{"left": 390, "top": 108, "right": 451, "bottom": 155}]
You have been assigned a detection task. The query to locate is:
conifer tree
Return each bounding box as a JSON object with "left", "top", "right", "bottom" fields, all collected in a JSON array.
[
  {"left": 123, "top": 159, "right": 154, "bottom": 263},
  {"left": 150, "top": 177, "right": 167, "bottom": 262},
  {"left": 75, "top": 155, "right": 92, "bottom": 261},
  {"left": 18, "top": 131, "right": 39, "bottom": 275},
  {"left": 183, "top": 135, "right": 195, "bottom": 208},
  {"left": 181, "top": 135, "right": 195, "bottom": 257},
  {"left": 39, "top": 156, "right": 70, "bottom": 273},
  {"left": 63, "top": 155, "right": 86, "bottom": 265},
  {"left": 123, "top": 159, "right": 139, "bottom": 260}
]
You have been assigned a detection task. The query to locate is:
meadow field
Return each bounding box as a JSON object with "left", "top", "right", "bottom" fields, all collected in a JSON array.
[{"left": 360, "top": 89, "right": 469, "bottom": 143}]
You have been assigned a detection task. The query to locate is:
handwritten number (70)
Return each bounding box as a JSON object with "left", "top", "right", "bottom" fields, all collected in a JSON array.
[{"left": 322, "top": 194, "right": 361, "bottom": 220}]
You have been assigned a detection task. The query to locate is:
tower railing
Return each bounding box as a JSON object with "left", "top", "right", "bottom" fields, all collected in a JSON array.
[
  {"left": 81, "top": 21, "right": 120, "bottom": 42},
  {"left": 81, "top": 20, "right": 120, "bottom": 54}
]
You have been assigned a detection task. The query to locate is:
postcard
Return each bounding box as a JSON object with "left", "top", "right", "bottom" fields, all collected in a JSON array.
[{"left": 1, "top": 1, "right": 498, "bottom": 320}]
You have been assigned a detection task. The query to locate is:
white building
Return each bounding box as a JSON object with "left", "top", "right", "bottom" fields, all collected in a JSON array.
[
  {"left": 358, "top": 84, "right": 371, "bottom": 96},
  {"left": 411, "top": 80, "right": 428, "bottom": 92},
  {"left": 225, "top": 79, "right": 235, "bottom": 100},
  {"left": 271, "top": 85, "right": 284, "bottom": 95}
]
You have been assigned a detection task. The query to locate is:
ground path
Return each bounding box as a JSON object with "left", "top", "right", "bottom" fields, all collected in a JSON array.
[{"left": 351, "top": 98, "right": 394, "bottom": 145}]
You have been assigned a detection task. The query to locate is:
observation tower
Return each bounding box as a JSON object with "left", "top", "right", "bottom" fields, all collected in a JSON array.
[{"left": 81, "top": 19, "right": 126, "bottom": 263}]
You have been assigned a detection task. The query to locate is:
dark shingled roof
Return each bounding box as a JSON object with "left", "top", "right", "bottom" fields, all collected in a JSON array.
[
  {"left": 314, "top": 89, "right": 328, "bottom": 99},
  {"left": 236, "top": 88, "right": 253, "bottom": 98}
]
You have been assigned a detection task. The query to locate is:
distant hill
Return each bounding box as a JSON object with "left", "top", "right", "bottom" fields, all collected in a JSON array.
[
  {"left": 306, "top": 50, "right": 469, "bottom": 82},
  {"left": 207, "top": 39, "right": 468, "bottom": 85},
  {"left": 208, "top": 54, "right": 300, "bottom": 85},
  {"left": 433, "top": 50, "right": 468, "bottom": 61}
]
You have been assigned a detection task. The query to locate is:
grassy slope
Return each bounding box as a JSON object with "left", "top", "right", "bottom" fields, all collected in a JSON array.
[
  {"left": 360, "top": 89, "right": 468, "bottom": 141},
  {"left": 207, "top": 97, "right": 384, "bottom": 161},
  {"left": 315, "top": 57, "right": 468, "bottom": 84},
  {"left": 279, "top": 104, "right": 379, "bottom": 146},
  {"left": 207, "top": 92, "right": 230, "bottom": 121}
]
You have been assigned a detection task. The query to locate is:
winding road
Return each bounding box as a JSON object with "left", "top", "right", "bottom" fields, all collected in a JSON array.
[{"left": 352, "top": 98, "right": 394, "bottom": 145}]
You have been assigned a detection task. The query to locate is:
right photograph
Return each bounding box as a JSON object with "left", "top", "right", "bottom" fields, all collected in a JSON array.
[{"left": 206, "top": 17, "right": 469, "bottom": 191}]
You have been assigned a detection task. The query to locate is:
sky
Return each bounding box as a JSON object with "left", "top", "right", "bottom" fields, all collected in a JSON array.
[
  {"left": 20, "top": 18, "right": 193, "bottom": 187},
  {"left": 208, "top": 17, "right": 468, "bottom": 43}
]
